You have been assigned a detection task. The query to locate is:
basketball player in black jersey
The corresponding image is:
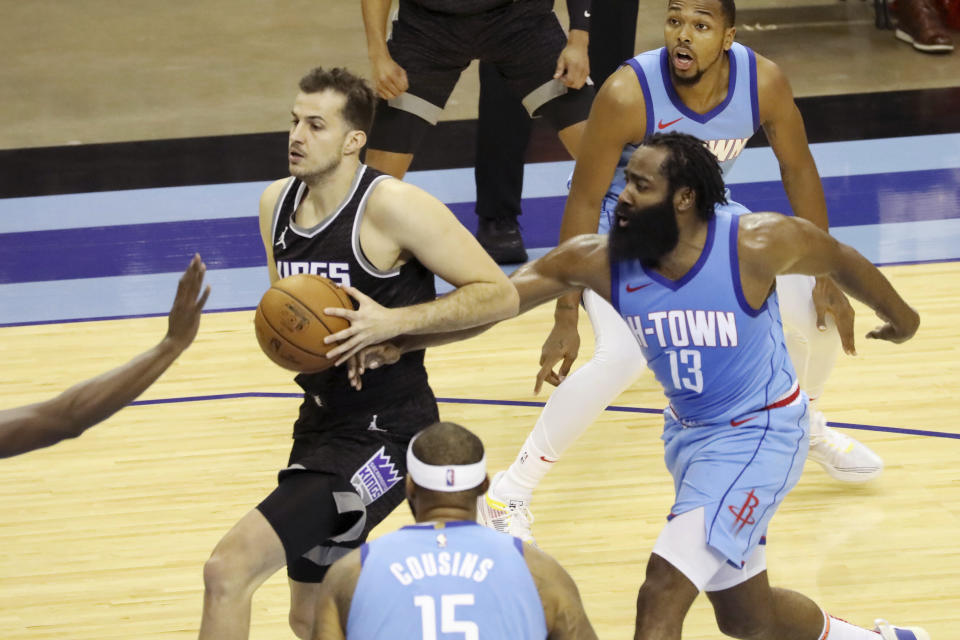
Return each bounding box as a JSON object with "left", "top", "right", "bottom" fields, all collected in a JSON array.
[
  {"left": 0, "top": 255, "right": 209, "bottom": 459},
  {"left": 197, "top": 67, "right": 518, "bottom": 640}
]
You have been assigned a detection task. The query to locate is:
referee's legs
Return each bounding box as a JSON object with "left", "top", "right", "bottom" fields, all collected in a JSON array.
[{"left": 474, "top": 61, "right": 532, "bottom": 264}]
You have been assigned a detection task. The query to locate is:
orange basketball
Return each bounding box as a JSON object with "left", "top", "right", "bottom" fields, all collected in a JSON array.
[{"left": 254, "top": 274, "right": 354, "bottom": 373}]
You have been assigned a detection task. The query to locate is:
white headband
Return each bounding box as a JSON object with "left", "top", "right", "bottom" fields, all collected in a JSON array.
[{"left": 406, "top": 434, "right": 486, "bottom": 492}]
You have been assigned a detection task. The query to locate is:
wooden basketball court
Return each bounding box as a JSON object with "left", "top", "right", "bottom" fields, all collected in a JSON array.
[{"left": 1, "top": 261, "right": 956, "bottom": 639}]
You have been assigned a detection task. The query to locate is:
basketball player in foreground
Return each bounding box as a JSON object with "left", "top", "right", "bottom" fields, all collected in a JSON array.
[
  {"left": 352, "top": 133, "right": 927, "bottom": 640},
  {"left": 196, "top": 67, "right": 517, "bottom": 640},
  {"left": 312, "top": 421, "right": 597, "bottom": 640},
  {"left": 0, "top": 255, "right": 209, "bottom": 459},
  {"left": 480, "top": 0, "right": 885, "bottom": 544}
]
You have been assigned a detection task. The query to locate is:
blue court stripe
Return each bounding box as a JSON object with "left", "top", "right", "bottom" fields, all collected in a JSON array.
[
  {"left": 124, "top": 391, "right": 960, "bottom": 440},
  {"left": 2, "top": 135, "right": 957, "bottom": 234},
  {"left": 2, "top": 252, "right": 957, "bottom": 327},
  {"left": 0, "top": 217, "right": 263, "bottom": 283},
  {"left": 2, "top": 166, "right": 958, "bottom": 284}
]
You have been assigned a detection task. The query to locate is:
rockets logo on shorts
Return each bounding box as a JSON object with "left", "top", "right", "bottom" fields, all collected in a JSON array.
[{"left": 351, "top": 447, "right": 403, "bottom": 505}]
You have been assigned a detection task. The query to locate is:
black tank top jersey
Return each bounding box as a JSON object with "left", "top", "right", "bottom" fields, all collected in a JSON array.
[{"left": 270, "top": 165, "right": 436, "bottom": 416}]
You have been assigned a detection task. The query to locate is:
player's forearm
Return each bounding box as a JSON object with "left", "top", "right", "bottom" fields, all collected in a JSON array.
[
  {"left": 829, "top": 244, "right": 919, "bottom": 334},
  {"left": 555, "top": 196, "right": 596, "bottom": 315},
  {"left": 48, "top": 339, "right": 184, "bottom": 435},
  {"left": 0, "top": 339, "right": 185, "bottom": 458},
  {"left": 394, "top": 280, "right": 519, "bottom": 336},
  {"left": 567, "top": 29, "right": 589, "bottom": 49},
  {"left": 781, "top": 162, "right": 829, "bottom": 232},
  {"left": 393, "top": 322, "right": 498, "bottom": 355},
  {"left": 361, "top": 0, "right": 393, "bottom": 57}
]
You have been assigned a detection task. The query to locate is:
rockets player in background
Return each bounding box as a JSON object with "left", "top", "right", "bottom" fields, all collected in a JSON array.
[{"left": 479, "top": 0, "right": 885, "bottom": 542}]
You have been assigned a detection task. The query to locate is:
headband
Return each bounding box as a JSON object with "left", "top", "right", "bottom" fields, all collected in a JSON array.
[{"left": 406, "top": 434, "right": 486, "bottom": 492}]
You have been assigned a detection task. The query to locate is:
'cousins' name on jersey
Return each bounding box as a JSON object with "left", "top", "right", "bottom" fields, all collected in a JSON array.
[
  {"left": 390, "top": 551, "right": 495, "bottom": 586},
  {"left": 276, "top": 260, "right": 350, "bottom": 286},
  {"left": 705, "top": 137, "right": 750, "bottom": 163},
  {"left": 624, "top": 310, "right": 739, "bottom": 348}
]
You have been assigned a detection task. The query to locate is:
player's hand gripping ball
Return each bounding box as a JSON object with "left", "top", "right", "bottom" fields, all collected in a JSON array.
[{"left": 254, "top": 274, "right": 354, "bottom": 373}]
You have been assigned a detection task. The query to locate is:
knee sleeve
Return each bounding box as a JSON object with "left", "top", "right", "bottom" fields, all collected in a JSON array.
[
  {"left": 529, "top": 83, "right": 594, "bottom": 131},
  {"left": 367, "top": 99, "right": 433, "bottom": 154}
]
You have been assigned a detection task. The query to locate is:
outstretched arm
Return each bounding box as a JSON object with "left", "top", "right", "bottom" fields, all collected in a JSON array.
[
  {"left": 740, "top": 214, "right": 919, "bottom": 350},
  {"left": 322, "top": 179, "right": 519, "bottom": 364},
  {"left": 543, "top": 67, "right": 647, "bottom": 388},
  {"left": 0, "top": 255, "right": 210, "bottom": 458},
  {"left": 757, "top": 55, "right": 856, "bottom": 350},
  {"left": 346, "top": 236, "right": 609, "bottom": 388}
]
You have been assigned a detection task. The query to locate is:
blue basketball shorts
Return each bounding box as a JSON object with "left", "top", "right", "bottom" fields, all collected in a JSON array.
[{"left": 660, "top": 391, "right": 809, "bottom": 569}]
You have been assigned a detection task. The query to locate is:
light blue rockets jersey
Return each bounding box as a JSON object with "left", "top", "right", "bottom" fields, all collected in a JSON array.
[
  {"left": 346, "top": 521, "right": 547, "bottom": 640},
  {"left": 606, "top": 43, "right": 760, "bottom": 207},
  {"left": 611, "top": 210, "right": 796, "bottom": 427}
]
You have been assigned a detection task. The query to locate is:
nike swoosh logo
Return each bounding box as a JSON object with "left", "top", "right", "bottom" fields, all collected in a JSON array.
[
  {"left": 540, "top": 456, "right": 557, "bottom": 463},
  {"left": 584, "top": 10, "right": 590, "bottom": 17},
  {"left": 626, "top": 283, "right": 652, "bottom": 292},
  {"left": 658, "top": 117, "right": 683, "bottom": 129},
  {"left": 730, "top": 416, "right": 756, "bottom": 426}
]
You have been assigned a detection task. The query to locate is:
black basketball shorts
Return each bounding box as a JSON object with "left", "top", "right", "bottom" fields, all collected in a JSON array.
[{"left": 257, "top": 388, "right": 439, "bottom": 582}]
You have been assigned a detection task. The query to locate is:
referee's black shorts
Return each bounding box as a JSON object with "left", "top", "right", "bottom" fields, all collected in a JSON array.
[{"left": 368, "top": 0, "right": 594, "bottom": 153}]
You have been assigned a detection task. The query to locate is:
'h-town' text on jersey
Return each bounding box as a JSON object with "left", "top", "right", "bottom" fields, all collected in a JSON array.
[{"left": 611, "top": 210, "right": 796, "bottom": 426}]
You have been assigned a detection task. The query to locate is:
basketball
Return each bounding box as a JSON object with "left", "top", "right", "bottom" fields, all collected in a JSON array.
[{"left": 254, "top": 274, "right": 354, "bottom": 373}]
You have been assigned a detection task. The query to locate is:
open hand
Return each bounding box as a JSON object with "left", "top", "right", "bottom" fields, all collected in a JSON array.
[{"left": 166, "top": 254, "right": 211, "bottom": 350}]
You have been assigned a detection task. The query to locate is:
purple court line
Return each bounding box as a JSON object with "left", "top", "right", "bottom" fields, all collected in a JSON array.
[{"left": 127, "top": 391, "right": 960, "bottom": 440}]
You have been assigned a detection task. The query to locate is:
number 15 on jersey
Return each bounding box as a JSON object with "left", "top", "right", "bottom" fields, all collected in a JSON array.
[{"left": 414, "top": 594, "right": 479, "bottom": 639}]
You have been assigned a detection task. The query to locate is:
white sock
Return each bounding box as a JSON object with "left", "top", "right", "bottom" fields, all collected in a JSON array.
[
  {"left": 820, "top": 610, "right": 881, "bottom": 639},
  {"left": 495, "top": 290, "right": 646, "bottom": 502},
  {"left": 494, "top": 425, "right": 558, "bottom": 502}
]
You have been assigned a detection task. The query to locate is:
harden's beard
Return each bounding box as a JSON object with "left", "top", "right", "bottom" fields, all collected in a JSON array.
[{"left": 608, "top": 196, "right": 680, "bottom": 266}]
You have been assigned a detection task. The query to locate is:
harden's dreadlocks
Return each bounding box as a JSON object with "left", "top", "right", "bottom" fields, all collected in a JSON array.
[{"left": 643, "top": 132, "right": 728, "bottom": 221}]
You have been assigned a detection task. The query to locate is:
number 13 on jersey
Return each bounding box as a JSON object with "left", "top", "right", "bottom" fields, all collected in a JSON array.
[{"left": 668, "top": 349, "right": 704, "bottom": 393}]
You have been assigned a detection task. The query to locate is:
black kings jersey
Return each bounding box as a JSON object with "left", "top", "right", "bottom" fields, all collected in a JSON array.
[{"left": 269, "top": 165, "right": 436, "bottom": 417}]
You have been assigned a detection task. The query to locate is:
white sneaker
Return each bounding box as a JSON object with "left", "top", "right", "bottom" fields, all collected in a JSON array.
[
  {"left": 874, "top": 618, "right": 931, "bottom": 640},
  {"left": 476, "top": 471, "right": 536, "bottom": 544},
  {"left": 808, "top": 424, "right": 884, "bottom": 483}
]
